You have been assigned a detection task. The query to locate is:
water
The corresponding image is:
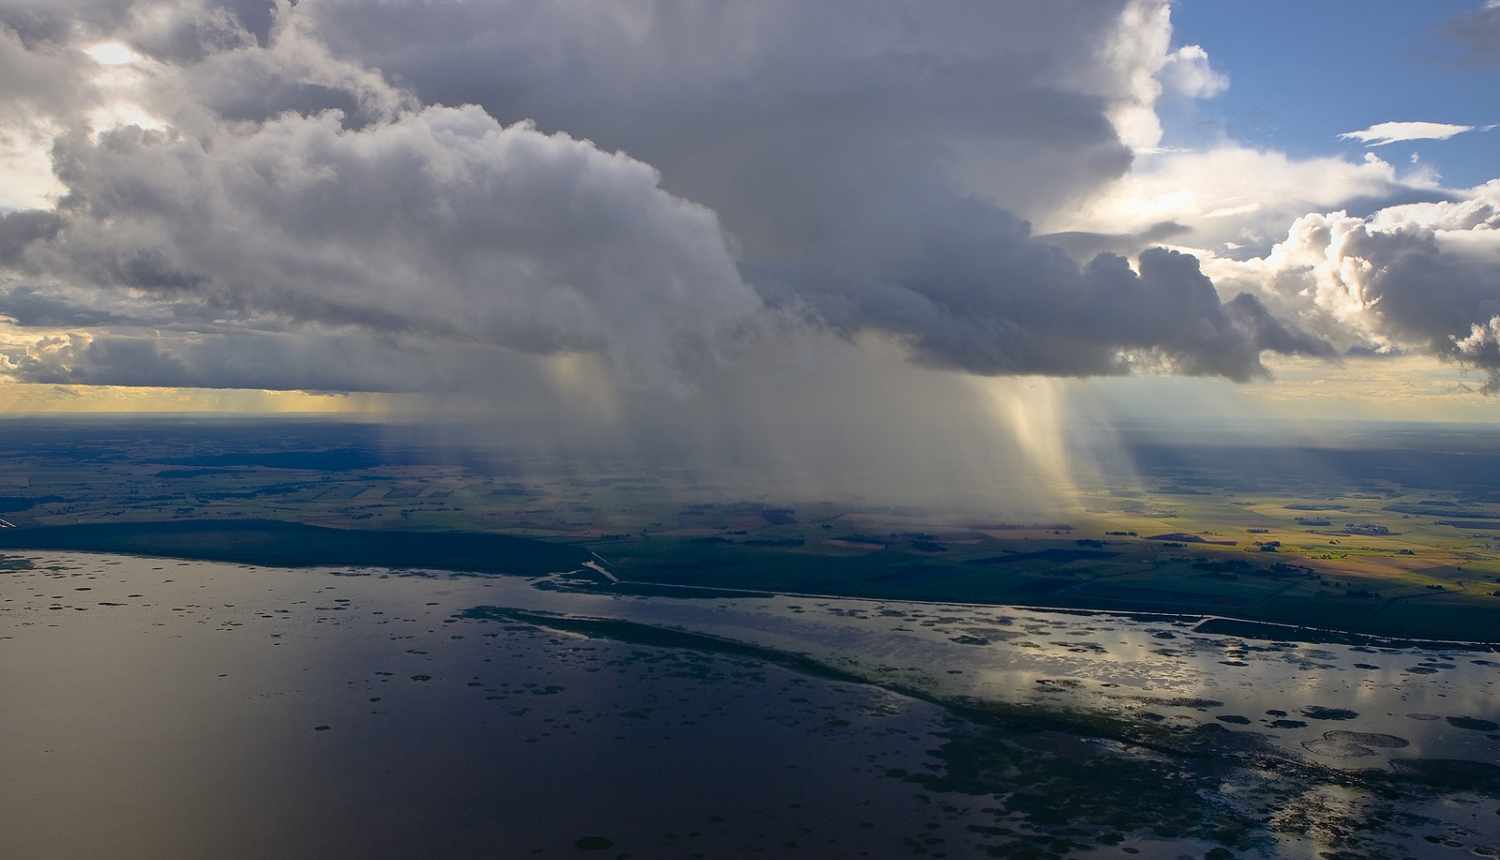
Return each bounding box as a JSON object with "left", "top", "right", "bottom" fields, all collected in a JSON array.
[{"left": 3, "top": 552, "right": 1498, "bottom": 859}]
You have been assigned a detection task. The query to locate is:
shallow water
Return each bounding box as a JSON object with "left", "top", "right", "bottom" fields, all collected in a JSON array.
[{"left": 2, "top": 552, "right": 1498, "bottom": 859}]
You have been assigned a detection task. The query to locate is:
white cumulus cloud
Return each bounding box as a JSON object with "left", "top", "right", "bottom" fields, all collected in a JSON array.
[
  {"left": 1204, "top": 180, "right": 1500, "bottom": 391},
  {"left": 1158, "top": 45, "right": 1229, "bottom": 99},
  {"left": 1338, "top": 121, "right": 1482, "bottom": 146}
]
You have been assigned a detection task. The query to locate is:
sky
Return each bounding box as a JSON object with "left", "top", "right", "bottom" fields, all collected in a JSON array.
[
  {"left": 1168, "top": 0, "right": 1500, "bottom": 189},
  {"left": 0, "top": 0, "right": 1497, "bottom": 470}
]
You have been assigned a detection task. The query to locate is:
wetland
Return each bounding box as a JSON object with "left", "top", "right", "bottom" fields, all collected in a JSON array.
[
  {"left": 2, "top": 552, "right": 1498, "bottom": 859},
  {"left": 2, "top": 418, "right": 1500, "bottom": 858}
]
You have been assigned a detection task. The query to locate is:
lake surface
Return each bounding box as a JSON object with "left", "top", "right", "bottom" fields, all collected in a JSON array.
[{"left": 3, "top": 552, "right": 1498, "bottom": 859}]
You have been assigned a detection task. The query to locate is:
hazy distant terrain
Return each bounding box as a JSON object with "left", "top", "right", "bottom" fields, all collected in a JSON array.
[{"left": 1, "top": 419, "right": 1498, "bottom": 642}]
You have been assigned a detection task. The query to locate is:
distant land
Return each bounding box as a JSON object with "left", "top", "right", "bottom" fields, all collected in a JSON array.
[{"left": 1, "top": 418, "right": 1499, "bottom": 642}]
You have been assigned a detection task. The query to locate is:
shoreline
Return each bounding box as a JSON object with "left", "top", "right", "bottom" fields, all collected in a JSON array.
[{"left": 5, "top": 536, "right": 1497, "bottom": 649}]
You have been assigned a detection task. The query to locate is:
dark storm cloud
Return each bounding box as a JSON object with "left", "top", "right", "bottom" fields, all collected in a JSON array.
[
  {"left": 752, "top": 203, "right": 1329, "bottom": 380},
  {"left": 0, "top": 209, "right": 61, "bottom": 266},
  {"left": 1340, "top": 226, "right": 1500, "bottom": 391},
  {"left": 0, "top": 284, "right": 134, "bottom": 327},
  {"left": 0, "top": 0, "right": 1341, "bottom": 392},
  {"left": 301, "top": 0, "right": 1139, "bottom": 255}
]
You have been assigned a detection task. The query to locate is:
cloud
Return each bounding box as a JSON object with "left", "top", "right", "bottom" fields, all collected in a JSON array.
[
  {"left": 299, "top": 0, "right": 1157, "bottom": 243},
  {"left": 0, "top": 209, "right": 61, "bottom": 265},
  {"left": 1204, "top": 181, "right": 1500, "bottom": 391},
  {"left": 1337, "top": 121, "right": 1482, "bottom": 147},
  {"left": 1035, "top": 220, "right": 1191, "bottom": 262},
  {"left": 0, "top": 0, "right": 1337, "bottom": 398},
  {"left": 18, "top": 106, "right": 765, "bottom": 392},
  {"left": 0, "top": 322, "right": 568, "bottom": 392},
  {"left": 750, "top": 201, "right": 1331, "bottom": 381},
  {"left": 1058, "top": 144, "right": 1437, "bottom": 254},
  {"left": 1443, "top": 3, "right": 1500, "bottom": 67},
  {"left": 1157, "top": 45, "right": 1229, "bottom": 100}
]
